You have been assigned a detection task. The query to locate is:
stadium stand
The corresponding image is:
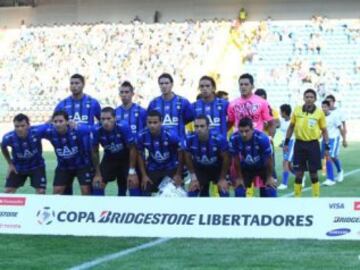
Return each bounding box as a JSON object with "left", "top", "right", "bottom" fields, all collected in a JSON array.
[{"left": 0, "top": 16, "right": 359, "bottom": 123}]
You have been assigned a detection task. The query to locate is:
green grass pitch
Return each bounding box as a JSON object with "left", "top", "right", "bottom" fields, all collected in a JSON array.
[{"left": 0, "top": 143, "right": 359, "bottom": 269}]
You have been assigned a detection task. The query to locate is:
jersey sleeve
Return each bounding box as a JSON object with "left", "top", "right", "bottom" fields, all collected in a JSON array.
[
  {"left": 227, "top": 102, "right": 235, "bottom": 126},
  {"left": 1, "top": 133, "right": 11, "bottom": 148},
  {"left": 54, "top": 100, "right": 64, "bottom": 113},
  {"left": 136, "top": 133, "right": 145, "bottom": 152},
  {"left": 182, "top": 98, "right": 194, "bottom": 124},
  {"left": 120, "top": 122, "right": 135, "bottom": 145},
  {"left": 32, "top": 123, "right": 52, "bottom": 138},
  {"left": 261, "top": 100, "right": 273, "bottom": 122},
  {"left": 228, "top": 134, "right": 238, "bottom": 156},
  {"left": 147, "top": 99, "right": 155, "bottom": 113},
  {"left": 93, "top": 100, "right": 101, "bottom": 121},
  {"left": 259, "top": 134, "right": 272, "bottom": 158},
  {"left": 183, "top": 136, "right": 191, "bottom": 152},
  {"left": 140, "top": 107, "right": 147, "bottom": 128},
  {"left": 217, "top": 134, "right": 229, "bottom": 152},
  {"left": 319, "top": 110, "right": 326, "bottom": 129}
]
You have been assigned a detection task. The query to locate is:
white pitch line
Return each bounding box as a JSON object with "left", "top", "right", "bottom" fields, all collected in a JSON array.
[
  {"left": 282, "top": 168, "right": 360, "bottom": 197},
  {"left": 69, "top": 168, "right": 360, "bottom": 270},
  {"left": 68, "top": 237, "right": 171, "bottom": 270}
]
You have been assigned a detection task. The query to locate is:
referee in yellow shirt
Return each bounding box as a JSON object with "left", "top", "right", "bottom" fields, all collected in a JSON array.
[{"left": 284, "top": 89, "right": 329, "bottom": 197}]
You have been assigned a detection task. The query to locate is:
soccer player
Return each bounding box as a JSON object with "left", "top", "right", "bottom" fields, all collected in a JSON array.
[
  {"left": 227, "top": 73, "right": 275, "bottom": 134},
  {"left": 1, "top": 114, "right": 47, "bottom": 194},
  {"left": 115, "top": 81, "right": 147, "bottom": 135},
  {"left": 147, "top": 73, "right": 193, "bottom": 139},
  {"left": 229, "top": 117, "right": 277, "bottom": 197},
  {"left": 254, "top": 88, "right": 280, "bottom": 183},
  {"left": 284, "top": 89, "right": 330, "bottom": 197},
  {"left": 41, "top": 111, "right": 94, "bottom": 195},
  {"left": 54, "top": 73, "right": 101, "bottom": 194},
  {"left": 192, "top": 76, "right": 229, "bottom": 138},
  {"left": 278, "top": 104, "right": 295, "bottom": 190},
  {"left": 184, "top": 115, "right": 230, "bottom": 197},
  {"left": 137, "top": 110, "right": 184, "bottom": 195},
  {"left": 91, "top": 107, "right": 140, "bottom": 196},
  {"left": 321, "top": 100, "right": 347, "bottom": 186},
  {"left": 325, "top": 94, "right": 347, "bottom": 181}
]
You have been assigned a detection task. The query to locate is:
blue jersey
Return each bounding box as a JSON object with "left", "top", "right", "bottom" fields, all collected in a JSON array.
[
  {"left": 184, "top": 131, "right": 228, "bottom": 167},
  {"left": 41, "top": 125, "right": 93, "bottom": 170},
  {"left": 137, "top": 127, "right": 181, "bottom": 172},
  {"left": 1, "top": 125, "right": 47, "bottom": 172},
  {"left": 147, "top": 94, "right": 193, "bottom": 138},
  {"left": 192, "top": 98, "right": 229, "bottom": 137},
  {"left": 55, "top": 94, "right": 101, "bottom": 125},
  {"left": 92, "top": 122, "right": 135, "bottom": 159},
  {"left": 229, "top": 129, "right": 272, "bottom": 170},
  {"left": 115, "top": 103, "right": 147, "bottom": 135}
]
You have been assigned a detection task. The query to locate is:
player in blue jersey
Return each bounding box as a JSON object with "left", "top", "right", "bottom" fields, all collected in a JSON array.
[
  {"left": 137, "top": 110, "right": 184, "bottom": 195},
  {"left": 54, "top": 73, "right": 101, "bottom": 125},
  {"left": 115, "top": 81, "right": 147, "bottom": 135},
  {"left": 229, "top": 117, "right": 277, "bottom": 197},
  {"left": 1, "top": 114, "right": 47, "bottom": 194},
  {"left": 184, "top": 115, "right": 230, "bottom": 197},
  {"left": 41, "top": 111, "right": 95, "bottom": 195},
  {"left": 54, "top": 73, "right": 101, "bottom": 194},
  {"left": 192, "top": 76, "right": 229, "bottom": 138},
  {"left": 91, "top": 107, "right": 140, "bottom": 196},
  {"left": 147, "top": 73, "right": 193, "bottom": 138}
]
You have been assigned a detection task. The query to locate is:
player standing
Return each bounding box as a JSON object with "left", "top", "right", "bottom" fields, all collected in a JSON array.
[
  {"left": 284, "top": 89, "right": 329, "bottom": 197},
  {"left": 115, "top": 81, "right": 147, "bottom": 135}
]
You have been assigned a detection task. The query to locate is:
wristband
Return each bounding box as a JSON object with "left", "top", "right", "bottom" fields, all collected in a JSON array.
[
  {"left": 128, "top": 168, "right": 136, "bottom": 175},
  {"left": 284, "top": 138, "right": 290, "bottom": 146}
]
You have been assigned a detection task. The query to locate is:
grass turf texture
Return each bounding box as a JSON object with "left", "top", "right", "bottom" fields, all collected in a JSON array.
[{"left": 0, "top": 143, "right": 359, "bottom": 269}]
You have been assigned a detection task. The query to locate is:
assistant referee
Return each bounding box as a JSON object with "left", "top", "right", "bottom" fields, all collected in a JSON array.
[{"left": 284, "top": 89, "right": 329, "bottom": 197}]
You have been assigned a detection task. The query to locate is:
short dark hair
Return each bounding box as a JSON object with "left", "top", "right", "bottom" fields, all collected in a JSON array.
[
  {"left": 304, "top": 89, "right": 317, "bottom": 99},
  {"left": 52, "top": 110, "right": 69, "bottom": 121},
  {"left": 120, "top": 81, "right": 134, "bottom": 92},
  {"left": 194, "top": 115, "right": 210, "bottom": 126},
  {"left": 13, "top": 113, "right": 30, "bottom": 125},
  {"left": 326, "top": 94, "right": 336, "bottom": 102},
  {"left": 70, "top": 73, "right": 85, "bottom": 84},
  {"left": 322, "top": 100, "right": 330, "bottom": 107},
  {"left": 238, "top": 117, "right": 253, "bottom": 128},
  {"left": 280, "top": 104, "right": 292, "bottom": 116},
  {"left": 158, "top": 73, "right": 174, "bottom": 84},
  {"left": 199, "top": 75, "right": 216, "bottom": 89},
  {"left": 147, "top": 110, "right": 162, "bottom": 121},
  {"left": 254, "top": 88, "right": 267, "bottom": 99},
  {"left": 216, "top": 90, "right": 229, "bottom": 99},
  {"left": 101, "top": 107, "right": 116, "bottom": 117},
  {"left": 238, "top": 73, "right": 254, "bottom": 85}
]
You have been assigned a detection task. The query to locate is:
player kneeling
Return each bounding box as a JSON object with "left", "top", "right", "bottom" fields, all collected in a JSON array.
[
  {"left": 91, "top": 107, "right": 140, "bottom": 196},
  {"left": 184, "top": 115, "right": 230, "bottom": 197},
  {"left": 1, "top": 114, "right": 47, "bottom": 194},
  {"left": 137, "top": 110, "right": 184, "bottom": 196},
  {"left": 229, "top": 118, "right": 277, "bottom": 197}
]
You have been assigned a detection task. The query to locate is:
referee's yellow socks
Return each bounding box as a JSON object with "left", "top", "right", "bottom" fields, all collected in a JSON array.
[
  {"left": 312, "top": 182, "right": 320, "bottom": 197},
  {"left": 246, "top": 183, "right": 255, "bottom": 197},
  {"left": 294, "top": 183, "right": 302, "bottom": 197}
]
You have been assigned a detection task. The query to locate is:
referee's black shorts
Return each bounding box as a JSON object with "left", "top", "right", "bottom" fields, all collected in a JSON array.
[{"left": 293, "top": 140, "right": 321, "bottom": 172}]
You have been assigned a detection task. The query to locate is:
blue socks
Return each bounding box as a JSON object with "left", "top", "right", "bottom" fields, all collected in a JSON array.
[
  {"left": 282, "top": 171, "right": 289, "bottom": 185},
  {"left": 129, "top": 188, "right": 141, "bottom": 196},
  {"left": 326, "top": 159, "right": 335, "bottom": 181},
  {"left": 188, "top": 191, "right": 199, "bottom": 197},
  {"left": 234, "top": 186, "right": 246, "bottom": 197},
  {"left": 92, "top": 187, "right": 105, "bottom": 196},
  {"left": 332, "top": 158, "right": 342, "bottom": 173}
]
